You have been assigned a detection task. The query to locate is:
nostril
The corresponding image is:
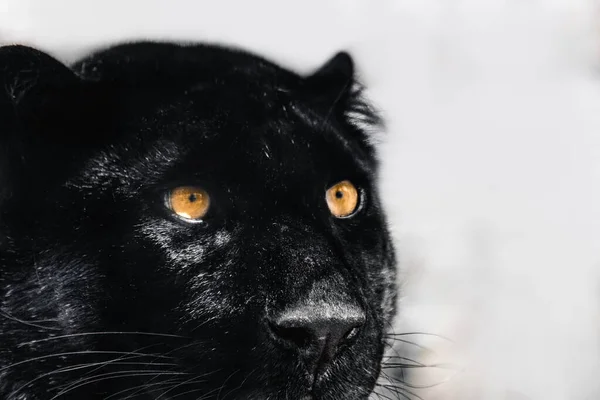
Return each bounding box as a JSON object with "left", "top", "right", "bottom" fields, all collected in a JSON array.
[
  {"left": 268, "top": 317, "right": 364, "bottom": 351},
  {"left": 269, "top": 322, "right": 312, "bottom": 348},
  {"left": 267, "top": 303, "right": 366, "bottom": 365}
]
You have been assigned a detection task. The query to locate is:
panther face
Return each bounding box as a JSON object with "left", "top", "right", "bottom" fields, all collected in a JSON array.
[{"left": 0, "top": 43, "right": 397, "bottom": 400}]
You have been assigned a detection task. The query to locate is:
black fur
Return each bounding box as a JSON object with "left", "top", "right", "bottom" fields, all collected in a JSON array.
[{"left": 0, "top": 42, "right": 397, "bottom": 400}]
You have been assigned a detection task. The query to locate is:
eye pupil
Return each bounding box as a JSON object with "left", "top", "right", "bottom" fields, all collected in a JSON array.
[
  {"left": 335, "top": 191, "right": 344, "bottom": 199},
  {"left": 188, "top": 193, "right": 198, "bottom": 202}
]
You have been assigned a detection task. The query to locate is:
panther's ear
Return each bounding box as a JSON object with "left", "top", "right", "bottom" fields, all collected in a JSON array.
[
  {"left": 303, "top": 51, "right": 381, "bottom": 137},
  {"left": 304, "top": 52, "right": 355, "bottom": 105},
  {"left": 308, "top": 52, "right": 354, "bottom": 84},
  {"left": 0, "top": 45, "right": 79, "bottom": 116},
  {"left": 0, "top": 45, "right": 84, "bottom": 201}
]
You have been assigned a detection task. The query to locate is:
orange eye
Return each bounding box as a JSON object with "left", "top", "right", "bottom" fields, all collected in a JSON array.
[
  {"left": 326, "top": 180, "right": 359, "bottom": 218},
  {"left": 168, "top": 186, "right": 210, "bottom": 221}
]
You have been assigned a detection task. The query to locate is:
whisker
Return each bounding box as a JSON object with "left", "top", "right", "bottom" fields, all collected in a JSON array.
[
  {"left": 51, "top": 370, "right": 189, "bottom": 399},
  {"left": 221, "top": 367, "right": 257, "bottom": 400},
  {"left": 0, "top": 310, "right": 60, "bottom": 331},
  {"left": 384, "top": 332, "right": 454, "bottom": 343},
  {"left": 17, "top": 331, "right": 189, "bottom": 348},
  {"left": 9, "top": 360, "right": 176, "bottom": 399},
  {"left": 190, "top": 317, "right": 218, "bottom": 333},
  {"left": 76, "top": 344, "right": 164, "bottom": 380},
  {"left": 376, "top": 384, "right": 419, "bottom": 400},
  {"left": 102, "top": 378, "right": 180, "bottom": 400},
  {"left": 115, "top": 369, "right": 174, "bottom": 399},
  {"left": 382, "top": 362, "right": 460, "bottom": 370},
  {"left": 375, "top": 386, "right": 411, "bottom": 400},
  {"left": 0, "top": 350, "right": 173, "bottom": 374},
  {"left": 378, "top": 371, "right": 425, "bottom": 400},
  {"left": 381, "top": 364, "right": 424, "bottom": 370},
  {"left": 385, "top": 337, "right": 431, "bottom": 351},
  {"left": 369, "top": 389, "right": 397, "bottom": 400},
  {"left": 382, "top": 355, "right": 426, "bottom": 366},
  {"left": 177, "top": 369, "right": 238, "bottom": 400},
  {"left": 116, "top": 343, "right": 210, "bottom": 399},
  {"left": 216, "top": 368, "right": 240, "bottom": 400},
  {"left": 168, "top": 386, "right": 207, "bottom": 399},
  {"left": 383, "top": 369, "right": 463, "bottom": 389},
  {"left": 155, "top": 370, "right": 220, "bottom": 400}
]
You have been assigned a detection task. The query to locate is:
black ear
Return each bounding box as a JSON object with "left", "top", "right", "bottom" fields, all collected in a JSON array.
[
  {"left": 308, "top": 52, "right": 354, "bottom": 85},
  {"left": 0, "top": 45, "right": 79, "bottom": 117},
  {"left": 0, "top": 45, "right": 84, "bottom": 202},
  {"left": 304, "top": 52, "right": 355, "bottom": 106},
  {"left": 302, "top": 51, "right": 381, "bottom": 139}
]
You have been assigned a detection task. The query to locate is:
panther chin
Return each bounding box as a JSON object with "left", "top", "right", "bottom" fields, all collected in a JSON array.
[{"left": 0, "top": 41, "right": 397, "bottom": 400}]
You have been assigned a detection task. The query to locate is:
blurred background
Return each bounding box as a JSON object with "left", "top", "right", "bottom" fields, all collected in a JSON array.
[{"left": 1, "top": 0, "right": 599, "bottom": 399}]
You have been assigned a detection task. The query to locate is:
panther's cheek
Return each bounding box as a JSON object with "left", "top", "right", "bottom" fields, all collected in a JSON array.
[
  {"left": 183, "top": 263, "right": 255, "bottom": 325},
  {"left": 183, "top": 281, "right": 237, "bottom": 321},
  {"left": 138, "top": 218, "right": 233, "bottom": 270},
  {"left": 380, "top": 266, "right": 397, "bottom": 324}
]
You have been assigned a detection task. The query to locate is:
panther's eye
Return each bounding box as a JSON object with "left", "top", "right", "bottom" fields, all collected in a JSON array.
[
  {"left": 326, "top": 180, "right": 359, "bottom": 218},
  {"left": 167, "top": 186, "right": 210, "bottom": 221}
]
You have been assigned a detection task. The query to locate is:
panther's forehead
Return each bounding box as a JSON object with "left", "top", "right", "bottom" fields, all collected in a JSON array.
[{"left": 67, "top": 94, "right": 374, "bottom": 199}]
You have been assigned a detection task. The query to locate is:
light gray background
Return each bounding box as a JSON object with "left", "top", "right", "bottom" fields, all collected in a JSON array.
[{"left": 1, "top": 1, "right": 599, "bottom": 399}]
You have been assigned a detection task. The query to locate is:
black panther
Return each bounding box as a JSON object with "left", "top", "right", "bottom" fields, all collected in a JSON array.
[{"left": 0, "top": 42, "right": 397, "bottom": 400}]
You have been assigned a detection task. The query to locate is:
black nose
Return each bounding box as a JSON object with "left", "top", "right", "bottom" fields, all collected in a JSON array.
[{"left": 268, "top": 303, "right": 366, "bottom": 367}]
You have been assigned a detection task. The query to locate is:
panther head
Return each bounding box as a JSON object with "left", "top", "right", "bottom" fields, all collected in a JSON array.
[{"left": 0, "top": 43, "right": 397, "bottom": 400}]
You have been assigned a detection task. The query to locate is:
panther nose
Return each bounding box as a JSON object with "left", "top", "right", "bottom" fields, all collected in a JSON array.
[{"left": 268, "top": 303, "right": 366, "bottom": 366}]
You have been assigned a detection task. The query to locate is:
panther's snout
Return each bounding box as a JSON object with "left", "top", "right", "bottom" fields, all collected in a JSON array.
[{"left": 267, "top": 300, "right": 366, "bottom": 380}]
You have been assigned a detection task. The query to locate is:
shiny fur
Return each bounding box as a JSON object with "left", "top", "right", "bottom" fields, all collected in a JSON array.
[{"left": 0, "top": 42, "right": 397, "bottom": 400}]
